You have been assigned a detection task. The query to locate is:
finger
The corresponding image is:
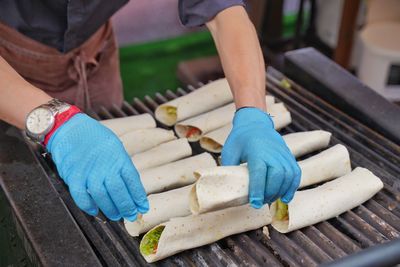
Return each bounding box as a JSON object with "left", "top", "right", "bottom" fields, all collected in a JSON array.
[
  {"left": 273, "top": 153, "right": 295, "bottom": 202},
  {"left": 105, "top": 175, "right": 138, "bottom": 221},
  {"left": 282, "top": 162, "right": 302, "bottom": 203},
  {"left": 264, "top": 159, "right": 285, "bottom": 204},
  {"left": 247, "top": 157, "right": 268, "bottom": 208},
  {"left": 87, "top": 176, "right": 121, "bottom": 221},
  {"left": 221, "top": 138, "right": 241, "bottom": 166},
  {"left": 68, "top": 179, "right": 98, "bottom": 216},
  {"left": 121, "top": 160, "right": 149, "bottom": 214}
]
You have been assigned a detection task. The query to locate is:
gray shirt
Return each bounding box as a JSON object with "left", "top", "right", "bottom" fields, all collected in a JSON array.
[{"left": 0, "top": 0, "right": 244, "bottom": 53}]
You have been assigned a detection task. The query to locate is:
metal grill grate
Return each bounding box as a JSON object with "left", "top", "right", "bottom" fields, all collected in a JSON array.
[{"left": 33, "top": 67, "right": 400, "bottom": 266}]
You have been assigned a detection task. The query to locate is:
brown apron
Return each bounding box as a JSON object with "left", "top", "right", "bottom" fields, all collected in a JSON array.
[{"left": 0, "top": 21, "right": 123, "bottom": 112}]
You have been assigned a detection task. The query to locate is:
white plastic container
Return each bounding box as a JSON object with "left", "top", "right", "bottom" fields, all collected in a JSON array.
[
  {"left": 366, "top": 0, "right": 400, "bottom": 25},
  {"left": 358, "top": 22, "right": 400, "bottom": 101},
  {"left": 315, "top": 0, "right": 344, "bottom": 48}
]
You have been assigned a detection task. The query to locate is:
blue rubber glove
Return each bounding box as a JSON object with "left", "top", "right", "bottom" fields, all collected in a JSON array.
[
  {"left": 221, "top": 107, "right": 301, "bottom": 208},
  {"left": 47, "top": 113, "right": 149, "bottom": 221}
]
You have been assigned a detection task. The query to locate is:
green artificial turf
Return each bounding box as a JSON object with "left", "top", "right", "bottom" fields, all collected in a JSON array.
[
  {"left": 118, "top": 12, "right": 309, "bottom": 101},
  {"left": 119, "top": 30, "right": 217, "bottom": 101},
  {"left": 282, "top": 12, "right": 310, "bottom": 38}
]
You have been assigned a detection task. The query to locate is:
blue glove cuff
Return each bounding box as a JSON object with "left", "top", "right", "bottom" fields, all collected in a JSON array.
[
  {"left": 233, "top": 107, "right": 275, "bottom": 129},
  {"left": 47, "top": 113, "right": 87, "bottom": 153}
]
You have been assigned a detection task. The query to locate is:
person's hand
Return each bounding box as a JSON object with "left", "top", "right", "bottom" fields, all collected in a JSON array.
[
  {"left": 221, "top": 107, "right": 301, "bottom": 208},
  {"left": 46, "top": 113, "right": 149, "bottom": 221}
]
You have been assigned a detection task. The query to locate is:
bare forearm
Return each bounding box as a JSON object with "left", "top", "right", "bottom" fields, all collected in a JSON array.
[
  {"left": 0, "top": 56, "right": 52, "bottom": 129},
  {"left": 206, "top": 6, "right": 266, "bottom": 110}
]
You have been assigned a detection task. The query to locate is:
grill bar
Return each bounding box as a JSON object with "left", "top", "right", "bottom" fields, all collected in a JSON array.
[
  {"left": 268, "top": 67, "right": 399, "bottom": 157},
  {"left": 284, "top": 48, "right": 400, "bottom": 144},
  {"left": 301, "top": 226, "right": 348, "bottom": 259},
  {"left": 265, "top": 82, "right": 400, "bottom": 180},
  {"left": 28, "top": 68, "right": 400, "bottom": 266}
]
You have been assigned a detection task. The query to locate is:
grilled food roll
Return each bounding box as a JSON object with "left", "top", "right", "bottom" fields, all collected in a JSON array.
[
  {"left": 282, "top": 130, "right": 332, "bottom": 158},
  {"left": 270, "top": 167, "right": 383, "bottom": 233},
  {"left": 120, "top": 128, "right": 176, "bottom": 155},
  {"left": 139, "top": 204, "right": 271, "bottom": 263},
  {"left": 200, "top": 110, "right": 292, "bottom": 153},
  {"left": 132, "top": 138, "right": 192, "bottom": 171},
  {"left": 126, "top": 154, "right": 217, "bottom": 235},
  {"left": 100, "top": 113, "right": 156, "bottom": 136},
  {"left": 190, "top": 144, "right": 351, "bottom": 214},
  {"left": 155, "top": 78, "right": 233, "bottom": 126},
  {"left": 125, "top": 185, "right": 192, "bottom": 236},
  {"left": 140, "top": 153, "right": 217, "bottom": 194},
  {"left": 175, "top": 95, "right": 275, "bottom": 141}
]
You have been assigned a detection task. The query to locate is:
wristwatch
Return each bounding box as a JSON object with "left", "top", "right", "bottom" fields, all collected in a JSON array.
[{"left": 25, "top": 99, "right": 73, "bottom": 144}]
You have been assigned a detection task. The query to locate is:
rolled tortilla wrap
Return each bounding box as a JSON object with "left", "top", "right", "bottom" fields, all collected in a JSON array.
[
  {"left": 211, "top": 130, "right": 332, "bottom": 165},
  {"left": 132, "top": 139, "right": 192, "bottom": 171},
  {"left": 139, "top": 204, "right": 271, "bottom": 263},
  {"left": 101, "top": 114, "right": 156, "bottom": 136},
  {"left": 140, "top": 153, "right": 217, "bottom": 194},
  {"left": 190, "top": 144, "right": 351, "bottom": 214},
  {"left": 120, "top": 128, "right": 176, "bottom": 155},
  {"left": 299, "top": 144, "right": 351, "bottom": 187},
  {"left": 125, "top": 185, "right": 192, "bottom": 237},
  {"left": 155, "top": 79, "right": 233, "bottom": 126},
  {"left": 283, "top": 130, "right": 332, "bottom": 158},
  {"left": 270, "top": 167, "right": 383, "bottom": 233},
  {"left": 199, "top": 111, "right": 292, "bottom": 153},
  {"left": 175, "top": 96, "right": 275, "bottom": 141}
]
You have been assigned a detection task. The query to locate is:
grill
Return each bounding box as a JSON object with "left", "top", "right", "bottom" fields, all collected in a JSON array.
[{"left": 1, "top": 63, "right": 399, "bottom": 266}]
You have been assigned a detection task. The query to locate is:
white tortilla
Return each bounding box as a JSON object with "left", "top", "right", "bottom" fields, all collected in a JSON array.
[
  {"left": 132, "top": 139, "right": 192, "bottom": 171},
  {"left": 101, "top": 114, "right": 156, "bottom": 136},
  {"left": 283, "top": 130, "right": 332, "bottom": 158},
  {"left": 190, "top": 166, "right": 248, "bottom": 214},
  {"left": 175, "top": 96, "right": 276, "bottom": 141},
  {"left": 140, "top": 153, "right": 217, "bottom": 194},
  {"left": 299, "top": 144, "right": 351, "bottom": 188},
  {"left": 120, "top": 128, "right": 176, "bottom": 155},
  {"left": 155, "top": 78, "right": 233, "bottom": 126},
  {"left": 189, "top": 144, "right": 351, "bottom": 214},
  {"left": 124, "top": 185, "right": 192, "bottom": 236},
  {"left": 199, "top": 111, "right": 292, "bottom": 153},
  {"left": 270, "top": 167, "right": 383, "bottom": 233},
  {"left": 140, "top": 204, "right": 271, "bottom": 263}
]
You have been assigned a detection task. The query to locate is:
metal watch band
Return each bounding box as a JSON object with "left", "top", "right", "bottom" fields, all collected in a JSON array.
[
  {"left": 25, "top": 99, "right": 72, "bottom": 144},
  {"left": 41, "top": 99, "right": 71, "bottom": 116},
  {"left": 42, "top": 105, "right": 81, "bottom": 146}
]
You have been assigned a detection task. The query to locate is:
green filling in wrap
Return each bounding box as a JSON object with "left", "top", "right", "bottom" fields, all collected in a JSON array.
[
  {"left": 275, "top": 199, "right": 289, "bottom": 221},
  {"left": 140, "top": 226, "right": 165, "bottom": 256},
  {"left": 166, "top": 107, "right": 176, "bottom": 116}
]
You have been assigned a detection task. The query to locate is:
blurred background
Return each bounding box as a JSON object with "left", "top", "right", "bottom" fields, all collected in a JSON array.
[
  {"left": 1, "top": 1, "right": 400, "bottom": 266},
  {"left": 111, "top": 0, "right": 400, "bottom": 103}
]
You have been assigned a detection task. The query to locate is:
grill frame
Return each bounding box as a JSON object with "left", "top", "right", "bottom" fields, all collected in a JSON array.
[
  {"left": 1, "top": 66, "right": 399, "bottom": 266},
  {"left": 284, "top": 47, "right": 400, "bottom": 145}
]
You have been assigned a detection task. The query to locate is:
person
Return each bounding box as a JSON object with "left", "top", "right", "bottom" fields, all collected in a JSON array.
[{"left": 0, "top": 1, "right": 301, "bottom": 221}]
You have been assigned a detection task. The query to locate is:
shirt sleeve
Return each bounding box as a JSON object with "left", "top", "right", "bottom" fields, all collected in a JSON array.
[{"left": 179, "top": 0, "right": 245, "bottom": 27}]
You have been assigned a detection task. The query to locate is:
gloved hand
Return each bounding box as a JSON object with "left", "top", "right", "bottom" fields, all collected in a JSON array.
[
  {"left": 221, "top": 107, "right": 301, "bottom": 208},
  {"left": 47, "top": 113, "right": 149, "bottom": 221}
]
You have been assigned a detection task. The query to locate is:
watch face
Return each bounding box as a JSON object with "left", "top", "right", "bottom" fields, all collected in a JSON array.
[{"left": 26, "top": 107, "right": 54, "bottom": 135}]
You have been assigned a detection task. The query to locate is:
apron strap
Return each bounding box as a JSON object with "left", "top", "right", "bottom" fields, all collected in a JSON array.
[{"left": 69, "top": 51, "right": 99, "bottom": 111}]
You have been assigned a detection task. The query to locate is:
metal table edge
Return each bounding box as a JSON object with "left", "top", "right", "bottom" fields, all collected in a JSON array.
[
  {"left": 0, "top": 122, "right": 102, "bottom": 267},
  {"left": 282, "top": 47, "right": 400, "bottom": 145}
]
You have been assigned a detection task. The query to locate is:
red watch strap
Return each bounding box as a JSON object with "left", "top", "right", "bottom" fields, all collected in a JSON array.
[{"left": 43, "top": 105, "right": 81, "bottom": 146}]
